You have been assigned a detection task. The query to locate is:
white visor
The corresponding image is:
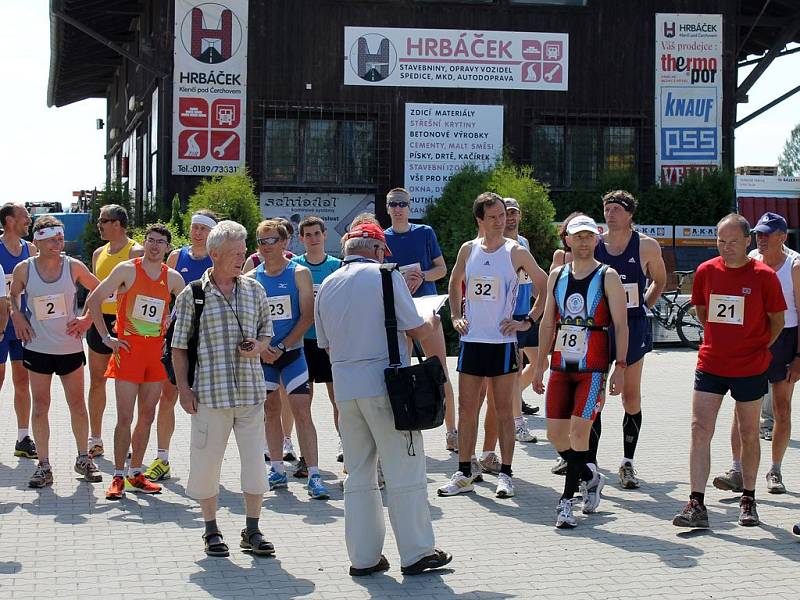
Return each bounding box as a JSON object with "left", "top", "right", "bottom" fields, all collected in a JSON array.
[
  {"left": 191, "top": 214, "right": 217, "bottom": 229},
  {"left": 33, "top": 226, "right": 64, "bottom": 240},
  {"left": 566, "top": 216, "right": 599, "bottom": 236}
]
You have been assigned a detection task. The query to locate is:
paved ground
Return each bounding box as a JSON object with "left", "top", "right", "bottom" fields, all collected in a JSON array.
[{"left": 1, "top": 347, "right": 800, "bottom": 599}]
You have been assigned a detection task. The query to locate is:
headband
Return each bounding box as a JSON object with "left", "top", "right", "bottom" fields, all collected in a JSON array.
[
  {"left": 387, "top": 190, "right": 411, "bottom": 203},
  {"left": 33, "top": 226, "right": 64, "bottom": 240},
  {"left": 191, "top": 214, "right": 217, "bottom": 229},
  {"left": 604, "top": 196, "right": 635, "bottom": 213}
]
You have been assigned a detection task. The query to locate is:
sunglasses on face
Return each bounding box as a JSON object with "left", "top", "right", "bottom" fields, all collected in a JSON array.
[
  {"left": 387, "top": 201, "right": 409, "bottom": 208},
  {"left": 257, "top": 237, "right": 282, "bottom": 246}
]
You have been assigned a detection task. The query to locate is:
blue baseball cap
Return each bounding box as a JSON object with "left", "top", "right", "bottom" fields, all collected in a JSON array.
[{"left": 752, "top": 212, "right": 787, "bottom": 234}]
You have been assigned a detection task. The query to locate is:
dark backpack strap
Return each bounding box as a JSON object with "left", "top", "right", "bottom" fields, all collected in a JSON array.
[
  {"left": 188, "top": 280, "right": 205, "bottom": 353},
  {"left": 380, "top": 265, "right": 402, "bottom": 368}
]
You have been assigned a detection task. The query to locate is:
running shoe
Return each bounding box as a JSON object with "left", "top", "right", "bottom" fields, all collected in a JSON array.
[
  {"left": 761, "top": 427, "right": 773, "bottom": 441},
  {"left": 74, "top": 455, "right": 102, "bottom": 483},
  {"left": 496, "top": 473, "right": 514, "bottom": 498},
  {"left": 766, "top": 470, "right": 786, "bottom": 494},
  {"left": 294, "top": 457, "right": 308, "bottom": 478},
  {"left": 469, "top": 457, "right": 484, "bottom": 483},
  {"left": 672, "top": 498, "right": 709, "bottom": 528},
  {"left": 106, "top": 475, "right": 125, "bottom": 500},
  {"left": 400, "top": 548, "right": 453, "bottom": 576},
  {"left": 556, "top": 498, "right": 578, "bottom": 529},
  {"left": 127, "top": 473, "right": 162, "bottom": 494},
  {"left": 307, "top": 474, "right": 330, "bottom": 499},
  {"left": 514, "top": 423, "right": 537, "bottom": 443},
  {"left": 14, "top": 436, "right": 37, "bottom": 459},
  {"left": 521, "top": 401, "right": 540, "bottom": 415},
  {"left": 712, "top": 469, "right": 743, "bottom": 493},
  {"left": 477, "top": 452, "right": 501, "bottom": 475},
  {"left": 88, "top": 441, "right": 104, "bottom": 458},
  {"left": 739, "top": 496, "right": 760, "bottom": 526},
  {"left": 551, "top": 457, "right": 568, "bottom": 476},
  {"left": 28, "top": 464, "right": 53, "bottom": 488},
  {"left": 446, "top": 429, "right": 458, "bottom": 452},
  {"left": 336, "top": 439, "right": 344, "bottom": 463},
  {"left": 618, "top": 461, "right": 640, "bottom": 489},
  {"left": 144, "top": 458, "right": 171, "bottom": 482},
  {"left": 580, "top": 472, "right": 605, "bottom": 514},
  {"left": 437, "top": 471, "right": 475, "bottom": 496},
  {"left": 268, "top": 468, "right": 288, "bottom": 491},
  {"left": 282, "top": 438, "right": 296, "bottom": 462}
]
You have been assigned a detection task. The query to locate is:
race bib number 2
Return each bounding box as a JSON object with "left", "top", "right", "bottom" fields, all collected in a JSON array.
[
  {"left": 133, "top": 294, "right": 166, "bottom": 324},
  {"left": 707, "top": 294, "right": 744, "bottom": 325},
  {"left": 468, "top": 276, "right": 499, "bottom": 301},
  {"left": 33, "top": 294, "right": 67, "bottom": 321},
  {"left": 554, "top": 324, "right": 588, "bottom": 356}
]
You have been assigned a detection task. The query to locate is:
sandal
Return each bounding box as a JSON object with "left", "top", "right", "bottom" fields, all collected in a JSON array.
[
  {"left": 240, "top": 528, "right": 275, "bottom": 556},
  {"left": 202, "top": 531, "right": 230, "bottom": 557}
]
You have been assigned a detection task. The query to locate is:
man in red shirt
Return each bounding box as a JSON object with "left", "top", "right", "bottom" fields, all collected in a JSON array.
[{"left": 673, "top": 214, "right": 785, "bottom": 529}]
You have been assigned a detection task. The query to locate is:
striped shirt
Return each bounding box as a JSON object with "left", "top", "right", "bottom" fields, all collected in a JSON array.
[{"left": 171, "top": 269, "right": 273, "bottom": 409}]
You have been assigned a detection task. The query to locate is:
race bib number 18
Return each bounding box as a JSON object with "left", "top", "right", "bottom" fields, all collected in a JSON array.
[
  {"left": 468, "top": 276, "right": 499, "bottom": 301},
  {"left": 4, "top": 274, "right": 11, "bottom": 295},
  {"left": 554, "top": 324, "right": 588, "bottom": 355},
  {"left": 707, "top": 294, "right": 744, "bottom": 325}
]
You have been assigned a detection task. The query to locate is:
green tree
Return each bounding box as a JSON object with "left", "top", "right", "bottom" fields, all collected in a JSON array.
[
  {"left": 186, "top": 170, "right": 261, "bottom": 251},
  {"left": 778, "top": 123, "right": 800, "bottom": 176},
  {"left": 170, "top": 193, "right": 185, "bottom": 236}
]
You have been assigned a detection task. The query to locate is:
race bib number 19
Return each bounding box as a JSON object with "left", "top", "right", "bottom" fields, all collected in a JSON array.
[
  {"left": 33, "top": 294, "right": 67, "bottom": 321},
  {"left": 554, "top": 325, "right": 588, "bottom": 355},
  {"left": 707, "top": 294, "right": 744, "bottom": 325},
  {"left": 268, "top": 295, "right": 293, "bottom": 320},
  {"left": 133, "top": 294, "right": 166, "bottom": 324},
  {"left": 468, "top": 276, "right": 499, "bottom": 301}
]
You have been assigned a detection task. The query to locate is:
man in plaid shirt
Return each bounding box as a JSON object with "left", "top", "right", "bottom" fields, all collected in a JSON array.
[{"left": 172, "top": 220, "right": 275, "bottom": 558}]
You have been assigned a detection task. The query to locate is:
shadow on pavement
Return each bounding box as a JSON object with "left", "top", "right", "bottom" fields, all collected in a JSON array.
[
  {"left": 352, "top": 570, "right": 513, "bottom": 599},
  {"left": 190, "top": 556, "right": 315, "bottom": 598}
]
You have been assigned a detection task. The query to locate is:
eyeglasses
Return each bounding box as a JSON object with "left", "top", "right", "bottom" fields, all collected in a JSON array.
[
  {"left": 257, "top": 237, "right": 282, "bottom": 246},
  {"left": 145, "top": 237, "right": 169, "bottom": 246},
  {"left": 97, "top": 218, "right": 118, "bottom": 224},
  {"left": 387, "top": 201, "right": 409, "bottom": 208}
]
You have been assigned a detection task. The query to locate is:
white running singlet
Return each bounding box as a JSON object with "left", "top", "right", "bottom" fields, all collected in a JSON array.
[{"left": 462, "top": 238, "right": 518, "bottom": 344}]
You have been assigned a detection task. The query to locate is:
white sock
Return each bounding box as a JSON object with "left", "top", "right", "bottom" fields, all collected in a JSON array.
[
  {"left": 732, "top": 460, "right": 742, "bottom": 473},
  {"left": 308, "top": 466, "right": 320, "bottom": 477},
  {"left": 481, "top": 451, "right": 494, "bottom": 460},
  {"left": 89, "top": 436, "right": 103, "bottom": 447},
  {"left": 271, "top": 461, "right": 285, "bottom": 474},
  {"left": 157, "top": 449, "right": 169, "bottom": 463},
  {"left": 18, "top": 429, "right": 29, "bottom": 442},
  {"left": 514, "top": 416, "right": 524, "bottom": 428},
  {"left": 130, "top": 466, "right": 143, "bottom": 476},
  {"left": 621, "top": 458, "right": 634, "bottom": 467}
]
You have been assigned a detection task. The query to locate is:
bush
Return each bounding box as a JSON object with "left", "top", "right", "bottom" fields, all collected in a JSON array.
[{"left": 186, "top": 170, "right": 261, "bottom": 251}]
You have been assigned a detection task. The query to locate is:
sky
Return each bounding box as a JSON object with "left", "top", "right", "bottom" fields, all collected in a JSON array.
[{"left": 0, "top": 3, "right": 798, "bottom": 209}]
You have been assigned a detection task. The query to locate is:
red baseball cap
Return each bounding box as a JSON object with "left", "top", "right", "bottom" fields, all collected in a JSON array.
[{"left": 346, "top": 223, "right": 392, "bottom": 255}]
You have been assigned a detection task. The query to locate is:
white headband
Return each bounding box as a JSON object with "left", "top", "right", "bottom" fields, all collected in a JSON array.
[
  {"left": 191, "top": 214, "right": 217, "bottom": 229},
  {"left": 33, "top": 226, "right": 64, "bottom": 240}
]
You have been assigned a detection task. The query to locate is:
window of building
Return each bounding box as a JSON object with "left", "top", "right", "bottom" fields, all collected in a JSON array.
[
  {"left": 530, "top": 124, "right": 637, "bottom": 189},
  {"left": 263, "top": 119, "right": 376, "bottom": 186}
]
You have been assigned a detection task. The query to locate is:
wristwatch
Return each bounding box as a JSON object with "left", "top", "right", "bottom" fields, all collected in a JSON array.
[
  {"left": 524, "top": 316, "right": 536, "bottom": 327},
  {"left": 276, "top": 342, "right": 287, "bottom": 353}
]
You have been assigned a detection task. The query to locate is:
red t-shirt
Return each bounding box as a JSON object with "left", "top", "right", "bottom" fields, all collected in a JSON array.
[{"left": 691, "top": 256, "right": 786, "bottom": 377}]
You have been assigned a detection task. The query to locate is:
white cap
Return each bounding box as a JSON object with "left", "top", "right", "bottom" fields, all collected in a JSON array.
[{"left": 566, "top": 215, "right": 599, "bottom": 235}]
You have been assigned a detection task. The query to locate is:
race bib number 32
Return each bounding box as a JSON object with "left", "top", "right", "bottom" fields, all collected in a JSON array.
[
  {"left": 707, "top": 294, "right": 744, "bottom": 325},
  {"left": 268, "top": 295, "right": 293, "bottom": 320},
  {"left": 468, "top": 276, "right": 499, "bottom": 301},
  {"left": 133, "top": 294, "right": 166, "bottom": 324},
  {"left": 33, "top": 294, "right": 67, "bottom": 321}
]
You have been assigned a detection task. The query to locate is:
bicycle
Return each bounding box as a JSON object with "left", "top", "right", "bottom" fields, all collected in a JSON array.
[{"left": 650, "top": 270, "right": 704, "bottom": 350}]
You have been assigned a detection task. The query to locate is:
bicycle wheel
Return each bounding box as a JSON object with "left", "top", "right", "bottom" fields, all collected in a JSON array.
[{"left": 677, "top": 303, "right": 703, "bottom": 350}]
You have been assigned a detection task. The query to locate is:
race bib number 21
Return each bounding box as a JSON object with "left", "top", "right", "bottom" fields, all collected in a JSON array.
[{"left": 707, "top": 294, "right": 744, "bottom": 325}]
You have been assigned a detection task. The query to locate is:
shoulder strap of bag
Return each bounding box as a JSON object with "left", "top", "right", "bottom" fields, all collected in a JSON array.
[
  {"left": 379, "top": 264, "right": 402, "bottom": 368},
  {"left": 189, "top": 280, "right": 206, "bottom": 348}
]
